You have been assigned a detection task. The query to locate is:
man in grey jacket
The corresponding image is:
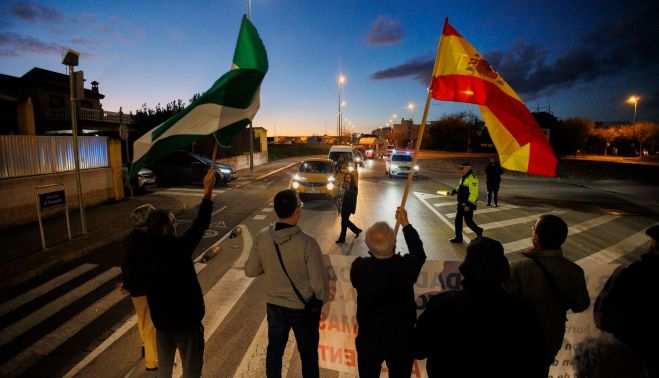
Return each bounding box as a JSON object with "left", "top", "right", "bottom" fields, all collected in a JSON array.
[
  {"left": 504, "top": 214, "right": 590, "bottom": 375},
  {"left": 245, "top": 189, "right": 330, "bottom": 378}
]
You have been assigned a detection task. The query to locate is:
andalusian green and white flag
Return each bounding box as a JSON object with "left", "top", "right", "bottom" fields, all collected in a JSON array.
[{"left": 130, "top": 15, "right": 268, "bottom": 178}]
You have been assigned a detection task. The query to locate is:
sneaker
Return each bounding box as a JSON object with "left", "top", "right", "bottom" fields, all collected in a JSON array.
[{"left": 449, "top": 237, "right": 463, "bottom": 243}]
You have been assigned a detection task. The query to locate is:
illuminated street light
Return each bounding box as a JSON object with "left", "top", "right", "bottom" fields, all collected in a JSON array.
[
  {"left": 408, "top": 103, "right": 415, "bottom": 121},
  {"left": 337, "top": 74, "right": 346, "bottom": 144},
  {"left": 627, "top": 96, "right": 640, "bottom": 156}
]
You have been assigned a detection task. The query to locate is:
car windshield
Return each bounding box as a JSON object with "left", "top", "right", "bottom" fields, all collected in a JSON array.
[
  {"left": 191, "top": 154, "right": 212, "bottom": 165},
  {"left": 328, "top": 152, "right": 353, "bottom": 161},
  {"left": 299, "top": 161, "right": 334, "bottom": 173},
  {"left": 392, "top": 154, "right": 413, "bottom": 162}
]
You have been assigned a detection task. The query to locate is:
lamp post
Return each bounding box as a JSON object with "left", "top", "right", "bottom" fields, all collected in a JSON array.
[
  {"left": 62, "top": 48, "right": 87, "bottom": 234},
  {"left": 627, "top": 96, "right": 639, "bottom": 156},
  {"left": 408, "top": 103, "right": 415, "bottom": 121},
  {"left": 338, "top": 75, "right": 345, "bottom": 144}
]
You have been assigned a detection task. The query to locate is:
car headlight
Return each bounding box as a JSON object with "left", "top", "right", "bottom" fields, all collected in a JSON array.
[
  {"left": 328, "top": 176, "right": 335, "bottom": 182},
  {"left": 414, "top": 165, "right": 419, "bottom": 171},
  {"left": 220, "top": 168, "right": 231, "bottom": 174},
  {"left": 292, "top": 181, "right": 300, "bottom": 189},
  {"left": 292, "top": 174, "right": 302, "bottom": 181},
  {"left": 327, "top": 183, "right": 334, "bottom": 190}
]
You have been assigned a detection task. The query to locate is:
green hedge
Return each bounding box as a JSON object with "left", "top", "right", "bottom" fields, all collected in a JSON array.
[{"left": 268, "top": 143, "right": 331, "bottom": 160}]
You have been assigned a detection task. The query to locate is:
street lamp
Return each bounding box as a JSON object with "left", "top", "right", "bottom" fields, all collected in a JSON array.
[
  {"left": 408, "top": 103, "right": 415, "bottom": 122},
  {"left": 62, "top": 48, "right": 87, "bottom": 234},
  {"left": 338, "top": 74, "right": 346, "bottom": 144},
  {"left": 627, "top": 96, "right": 639, "bottom": 156}
]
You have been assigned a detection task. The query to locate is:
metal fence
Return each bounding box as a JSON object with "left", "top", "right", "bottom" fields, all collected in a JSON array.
[{"left": 0, "top": 135, "right": 108, "bottom": 179}]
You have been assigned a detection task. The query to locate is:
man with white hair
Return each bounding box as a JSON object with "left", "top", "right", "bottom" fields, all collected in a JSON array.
[{"left": 350, "top": 208, "right": 426, "bottom": 378}]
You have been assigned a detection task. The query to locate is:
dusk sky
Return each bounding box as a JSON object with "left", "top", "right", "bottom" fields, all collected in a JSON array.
[{"left": 1, "top": 0, "right": 658, "bottom": 136}]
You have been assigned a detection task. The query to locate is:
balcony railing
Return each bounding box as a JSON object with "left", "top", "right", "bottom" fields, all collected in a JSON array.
[{"left": 46, "top": 108, "right": 133, "bottom": 124}]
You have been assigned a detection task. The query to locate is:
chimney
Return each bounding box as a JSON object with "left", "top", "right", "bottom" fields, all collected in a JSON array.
[{"left": 91, "top": 80, "right": 99, "bottom": 93}]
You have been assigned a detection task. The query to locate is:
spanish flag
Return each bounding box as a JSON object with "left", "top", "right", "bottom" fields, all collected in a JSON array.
[{"left": 430, "top": 19, "right": 557, "bottom": 177}]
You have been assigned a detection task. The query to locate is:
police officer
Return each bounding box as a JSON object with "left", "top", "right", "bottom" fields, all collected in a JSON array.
[{"left": 450, "top": 162, "right": 483, "bottom": 243}]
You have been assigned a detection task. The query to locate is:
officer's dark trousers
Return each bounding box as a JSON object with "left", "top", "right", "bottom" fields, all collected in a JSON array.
[
  {"left": 356, "top": 330, "right": 414, "bottom": 378},
  {"left": 455, "top": 204, "right": 482, "bottom": 238}
]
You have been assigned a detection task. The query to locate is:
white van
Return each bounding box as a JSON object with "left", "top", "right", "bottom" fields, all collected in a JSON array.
[
  {"left": 328, "top": 145, "right": 355, "bottom": 163},
  {"left": 328, "top": 145, "right": 359, "bottom": 182}
]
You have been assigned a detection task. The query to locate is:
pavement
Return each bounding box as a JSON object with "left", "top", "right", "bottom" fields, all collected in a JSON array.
[
  {"left": 1, "top": 153, "right": 657, "bottom": 293},
  {"left": 0, "top": 156, "right": 302, "bottom": 292}
]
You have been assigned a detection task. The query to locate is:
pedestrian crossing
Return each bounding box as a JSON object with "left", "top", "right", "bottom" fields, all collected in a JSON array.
[
  {"left": 0, "top": 190, "right": 654, "bottom": 377},
  {"left": 413, "top": 191, "right": 653, "bottom": 260}
]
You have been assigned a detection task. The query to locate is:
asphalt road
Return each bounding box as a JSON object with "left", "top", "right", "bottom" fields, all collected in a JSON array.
[{"left": 1, "top": 156, "right": 657, "bottom": 377}]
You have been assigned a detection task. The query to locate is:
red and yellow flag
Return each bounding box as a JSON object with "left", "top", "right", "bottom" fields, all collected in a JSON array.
[{"left": 430, "top": 20, "right": 557, "bottom": 177}]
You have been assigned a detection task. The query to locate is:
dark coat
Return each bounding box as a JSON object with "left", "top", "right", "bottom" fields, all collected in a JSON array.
[
  {"left": 414, "top": 281, "right": 547, "bottom": 378},
  {"left": 340, "top": 183, "right": 358, "bottom": 217},
  {"left": 146, "top": 198, "right": 212, "bottom": 332},
  {"left": 485, "top": 163, "right": 503, "bottom": 184},
  {"left": 121, "top": 228, "right": 150, "bottom": 297},
  {"left": 595, "top": 252, "right": 659, "bottom": 376},
  {"left": 350, "top": 225, "right": 426, "bottom": 343}
]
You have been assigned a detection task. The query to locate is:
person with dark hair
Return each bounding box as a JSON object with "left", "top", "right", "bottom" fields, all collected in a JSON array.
[
  {"left": 335, "top": 173, "right": 362, "bottom": 244},
  {"left": 350, "top": 207, "right": 426, "bottom": 378},
  {"left": 450, "top": 162, "right": 483, "bottom": 243},
  {"left": 120, "top": 204, "right": 158, "bottom": 371},
  {"left": 504, "top": 214, "right": 590, "bottom": 375},
  {"left": 145, "top": 168, "right": 215, "bottom": 378},
  {"left": 573, "top": 333, "right": 648, "bottom": 378},
  {"left": 414, "top": 237, "right": 547, "bottom": 377},
  {"left": 594, "top": 225, "right": 659, "bottom": 377},
  {"left": 245, "top": 189, "right": 329, "bottom": 378},
  {"left": 485, "top": 157, "right": 504, "bottom": 207}
]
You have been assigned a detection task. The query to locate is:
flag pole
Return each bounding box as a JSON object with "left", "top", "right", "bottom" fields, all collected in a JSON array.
[{"left": 393, "top": 18, "right": 447, "bottom": 235}]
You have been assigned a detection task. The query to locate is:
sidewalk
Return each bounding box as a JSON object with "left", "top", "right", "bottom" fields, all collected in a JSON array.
[{"left": 0, "top": 157, "right": 302, "bottom": 292}]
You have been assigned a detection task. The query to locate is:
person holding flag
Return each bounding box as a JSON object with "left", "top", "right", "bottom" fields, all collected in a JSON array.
[{"left": 450, "top": 162, "right": 483, "bottom": 243}]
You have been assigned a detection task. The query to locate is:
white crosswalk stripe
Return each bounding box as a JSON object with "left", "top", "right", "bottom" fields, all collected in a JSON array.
[
  {"left": 0, "top": 263, "right": 96, "bottom": 317},
  {"left": 464, "top": 210, "right": 567, "bottom": 233},
  {"left": 578, "top": 224, "right": 657, "bottom": 265},
  {"left": 0, "top": 267, "right": 120, "bottom": 347},
  {"left": 446, "top": 204, "right": 519, "bottom": 218}
]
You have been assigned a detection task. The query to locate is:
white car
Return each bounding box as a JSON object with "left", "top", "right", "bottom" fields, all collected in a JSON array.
[{"left": 385, "top": 151, "right": 419, "bottom": 178}]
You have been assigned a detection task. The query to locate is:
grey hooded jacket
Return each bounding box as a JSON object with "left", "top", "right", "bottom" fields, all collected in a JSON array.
[{"left": 245, "top": 223, "right": 329, "bottom": 309}]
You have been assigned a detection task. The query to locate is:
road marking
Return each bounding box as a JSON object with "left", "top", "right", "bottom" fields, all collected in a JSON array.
[
  {"left": 446, "top": 204, "right": 519, "bottom": 218},
  {"left": 414, "top": 192, "right": 443, "bottom": 199},
  {"left": 262, "top": 208, "right": 274, "bottom": 212},
  {"left": 0, "top": 263, "right": 97, "bottom": 317},
  {"left": 0, "top": 267, "right": 120, "bottom": 347},
  {"left": 578, "top": 223, "right": 657, "bottom": 265},
  {"left": 433, "top": 201, "right": 454, "bottom": 207},
  {"left": 413, "top": 192, "right": 470, "bottom": 257},
  {"left": 163, "top": 188, "right": 205, "bottom": 193},
  {"left": 64, "top": 263, "right": 209, "bottom": 377},
  {"left": 155, "top": 191, "right": 204, "bottom": 197},
  {"left": 464, "top": 210, "right": 567, "bottom": 233},
  {"left": 233, "top": 317, "right": 296, "bottom": 378},
  {"left": 255, "top": 162, "right": 298, "bottom": 180},
  {"left": 503, "top": 215, "right": 619, "bottom": 254},
  {"left": 253, "top": 214, "right": 267, "bottom": 220},
  {"left": 2, "top": 286, "right": 126, "bottom": 377},
  {"left": 212, "top": 205, "right": 228, "bottom": 216},
  {"left": 264, "top": 180, "right": 274, "bottom": 186}
]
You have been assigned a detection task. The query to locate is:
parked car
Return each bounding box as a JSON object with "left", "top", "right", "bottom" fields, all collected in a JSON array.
[
  {"left": 289, "top": 158, "right": 338, "bottom": 201},
  {"left": 189, "top": 153, "right": 237, "bottom": 181},
  {"left": 148, "top": 151, "right": 229, "bottom": 186},
  {"left": 385, "top": 151, "right": 419, "bottom": 178},
  {"left": 122, "top": 164, "right": 157, "bottom": 192}
]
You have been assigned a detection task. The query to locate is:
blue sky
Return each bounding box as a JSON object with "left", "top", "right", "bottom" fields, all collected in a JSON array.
[{"left": 1, "top": 0, "right": 657, "bottom": 136}]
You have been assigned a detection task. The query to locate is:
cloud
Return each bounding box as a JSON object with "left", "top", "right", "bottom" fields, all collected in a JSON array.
[
  {"left": 365, "top": 15, "right": 403, "bottom": 45},
  {"left": 0, "top": 31, "right": 64, "bottom": 57},
  {"left": 11, "top": 1, "right": 63, "bottom": 24},
  {"left": 370, "top": 1, "right": 659, "bottom": 98}
]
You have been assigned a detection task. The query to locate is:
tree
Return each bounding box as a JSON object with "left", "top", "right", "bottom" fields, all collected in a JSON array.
[
  {"left": 637, "top": 121, "right": 659, "bottom": 156},
  {"left": 547, "top": 117, "right": 594, "bottom": 156},
  {"left": 422, "top": 113, "right": 469, "bottom": 151}
]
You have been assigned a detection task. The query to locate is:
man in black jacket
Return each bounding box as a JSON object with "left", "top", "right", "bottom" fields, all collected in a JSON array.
[
  {"left": 146, "top": 168, "right": 215, "bottom": 377},
  {"left": 414, "top": 237, "right": 547, "bottom": 378},
  {"left": 350, "top": 207, "right": 426, "bottom": 378}
]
